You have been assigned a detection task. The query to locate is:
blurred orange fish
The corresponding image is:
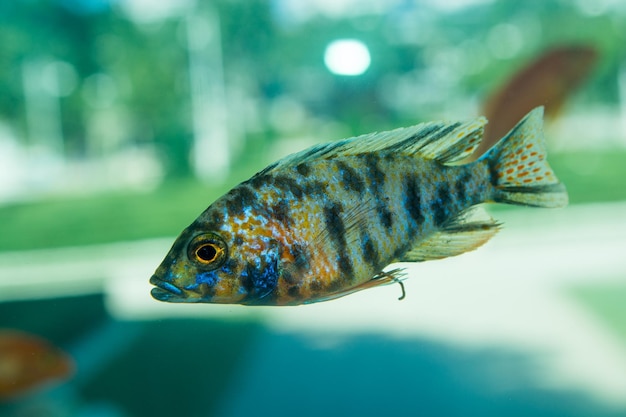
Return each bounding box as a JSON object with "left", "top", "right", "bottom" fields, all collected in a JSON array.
[
  {"left": 0, "top": 330, "right": 74, "bottom": 401},
  {"left": 475, "top": 45, "right": 598, "bottom": 158}
]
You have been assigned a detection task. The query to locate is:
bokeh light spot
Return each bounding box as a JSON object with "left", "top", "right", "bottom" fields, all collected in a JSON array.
[{"left": 324, "top": 39, "right": 371, "bottom": 76}]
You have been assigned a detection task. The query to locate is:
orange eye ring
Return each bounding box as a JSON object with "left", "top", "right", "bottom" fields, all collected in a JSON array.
[
  {"left": 195, "top": 243, "right": 222, "bottom": 264},
  {"left": 188, "top": 233, "right": 228, "bottom": 269}
]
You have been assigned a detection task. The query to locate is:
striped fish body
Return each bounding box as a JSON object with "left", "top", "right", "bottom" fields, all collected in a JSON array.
[
  {"left": 150, "top": 108, "right": 567, "bottom": 306},
  {"left": 221, "top": 156, "right": 489, "bottom": 305}
]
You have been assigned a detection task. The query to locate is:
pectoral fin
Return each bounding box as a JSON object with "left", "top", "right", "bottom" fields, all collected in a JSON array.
[{"left": 398, "top": 206, "right": 500, "bottom": 262}]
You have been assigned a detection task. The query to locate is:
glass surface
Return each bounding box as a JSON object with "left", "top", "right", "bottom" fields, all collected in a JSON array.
[{"left": 1, "top": 1, "right": 625, "bottom": 416}]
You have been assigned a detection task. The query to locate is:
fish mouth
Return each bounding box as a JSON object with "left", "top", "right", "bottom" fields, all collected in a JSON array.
[{"left": 149, "top": 275, "right": 186, "bottom": 302}]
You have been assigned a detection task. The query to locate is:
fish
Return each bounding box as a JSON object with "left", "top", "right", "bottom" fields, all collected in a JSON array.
[
  {"left": 0, "top": 330, "right": 74, "bottom": 401},
  {"left": 475, "top": 45, "right": 597, "bottom": 158},
  {"left": 150, "top": 107, "right": 567, "bottom": 306}
]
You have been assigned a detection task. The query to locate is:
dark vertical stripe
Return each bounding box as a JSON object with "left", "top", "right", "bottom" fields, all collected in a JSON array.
[
  {"left": 310, "top": 280, "right": 322, "bottom": 292},
  {"left": 198, "top": 209, "right": 225, "bottom": 231},
  {"left": 403, "top": 175, "right": 425, "bottom": 228},
  {"left": 272, "top": 199, "right": 292, "bottom": 226},
  {"left": 455, "top": 170, "right": 472, "bottom": 204},
  {"left": 247, "top": 172, "right": 268, "bottom": 189},
  {"left": 281, "top": 268, "right": 298, "bottom": 285},
  {"left": 393, "top": 242, "right": 411, "bottom": 260},
  {"left": 302, "top": 180, "right": 327, "bottom": 197},
  {"left": 337, "top": 254, "right": 354, "bottom": 278},
  {"left": 336, "top": 161, "right": 365, "bottom": 194},
  {"left": 364, "top": 154, "right": 386, "bottom": 190},
  {"left": 361, "top": 231, "right": 379, "bottom": 269},
  {"left": 271, "top": 175, "right": 304, "bottom": 198},
  {"left": 287, "top": 285, "right": 301, "bottom": 297},
  {"left": 488, "top": 157, "right": 500, "bottom": 186},
  {"left": 433, "top": 183, "right": 452, "bottom": 226},
  {"left": 295, "top": 163, "right": 310, "bottom": 176},
  {"left": 328, "top": 278, "right": 344, "bottom": 291},
  {"left": 364, "top": 155, "right": 392, "bottom": 229},
  {"left": 378, "top": 206, "right": 394, "bottom": 229},
  {"left": 323, "top": 203, "right": 346, "bottom": 250},
  {"left": 226, "top": 185, "right": 258, "bottom": 217},
  {"left": 323, "top": 203, "right": 354, "bottom": 278},
  {"left": 290, "top": 243, "right": 310, "bottom": 272}
]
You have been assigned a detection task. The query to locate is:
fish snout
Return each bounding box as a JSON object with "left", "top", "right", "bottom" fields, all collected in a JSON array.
[{"left": 149, "top": 275, "right": 185, "bottom": 302}]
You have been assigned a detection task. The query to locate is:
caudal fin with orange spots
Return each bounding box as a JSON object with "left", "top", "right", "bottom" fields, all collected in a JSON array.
[{"left": 481, "top": 107, "right": 568, "bottom": 208}]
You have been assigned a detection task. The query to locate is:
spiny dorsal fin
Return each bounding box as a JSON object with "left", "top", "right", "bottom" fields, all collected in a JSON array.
[
  {"left": 254, "top": 116, "right": 487, "bottom": 177},
  {"left": 414, "top": 117, "right": 486, "bottom": 164},
  {"left": 397, "top": 206, "right": 500, "bottom": 262}
]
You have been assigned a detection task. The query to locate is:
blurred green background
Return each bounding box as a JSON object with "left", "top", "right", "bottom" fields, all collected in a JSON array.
[{"left": 1, "top": 0, "right": 626, "bottom": 416}]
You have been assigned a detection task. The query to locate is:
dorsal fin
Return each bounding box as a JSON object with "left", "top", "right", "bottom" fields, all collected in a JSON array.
[{"left": 254, "top": 116, "right": 487, "bottom": 177}]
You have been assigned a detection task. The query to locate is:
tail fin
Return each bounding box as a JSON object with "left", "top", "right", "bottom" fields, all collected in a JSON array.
[{"left": 480, "top": 107, "right": 568, "bottom": 208}]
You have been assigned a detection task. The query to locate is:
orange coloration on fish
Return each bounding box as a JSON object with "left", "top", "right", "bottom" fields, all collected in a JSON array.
[
  {"left": 0, "top": 330, "right": 74, "bottom": 401},
  {"left": 150, "top": 108, "right": 567, "bottom": 306}
]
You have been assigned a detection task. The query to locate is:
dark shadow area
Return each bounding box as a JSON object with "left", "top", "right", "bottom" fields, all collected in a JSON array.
[
  {"left": 1, "top": 295, "right": 625, "bottom": 417},
  {"left": 217, "top": 331, "right": 626, "bottom": 417}
]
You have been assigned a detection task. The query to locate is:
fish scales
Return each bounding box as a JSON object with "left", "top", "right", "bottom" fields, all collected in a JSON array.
[
  {"left": 150, "top": 107, "right": 567, "bottom": 306},
  {"left": 214, "top": 156, "right": 485, "bottom": 305}
]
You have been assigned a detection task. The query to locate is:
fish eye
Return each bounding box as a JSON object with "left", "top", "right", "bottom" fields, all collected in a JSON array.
[
  {"left": 188, "top": 233, "right": 228, "bottom": 269},
  {"left": 196, "top": 244, "right": 218, "bottom": 263}
]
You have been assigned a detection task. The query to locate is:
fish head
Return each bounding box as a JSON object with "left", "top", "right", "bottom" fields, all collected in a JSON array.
[{"left": 150, "top": 220, "right": 282, "bottom": 305}]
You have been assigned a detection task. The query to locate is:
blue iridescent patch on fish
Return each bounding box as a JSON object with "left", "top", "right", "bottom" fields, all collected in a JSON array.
[
  {"left": 242, "top": 252, "right": 279, "bottom": 301},
  {"left": 195, "top": 271, "right": 219, "bottom": 287},
  {"left": 159, "top": 280, "right": 183, "bottom": 295},
  {"left": 149, "top": 107, "right": 568, "bottom": 306}
]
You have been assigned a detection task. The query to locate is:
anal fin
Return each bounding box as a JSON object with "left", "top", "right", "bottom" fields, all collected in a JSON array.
[{"left": 398, "top": 206, "right": 500, "bottom": 262}]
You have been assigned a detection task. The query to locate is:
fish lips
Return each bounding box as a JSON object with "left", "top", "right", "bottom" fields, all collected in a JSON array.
[{"left": 149, "top": 275, "right": 186, "bottom": 302}]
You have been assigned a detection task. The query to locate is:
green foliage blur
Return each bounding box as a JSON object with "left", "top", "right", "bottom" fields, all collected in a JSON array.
[
  {"left": 2, "top": 0, "right": 624, "bottom": 172},
  {"left": 1, "top": 0, "right": 625, "bottom": 251}
]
